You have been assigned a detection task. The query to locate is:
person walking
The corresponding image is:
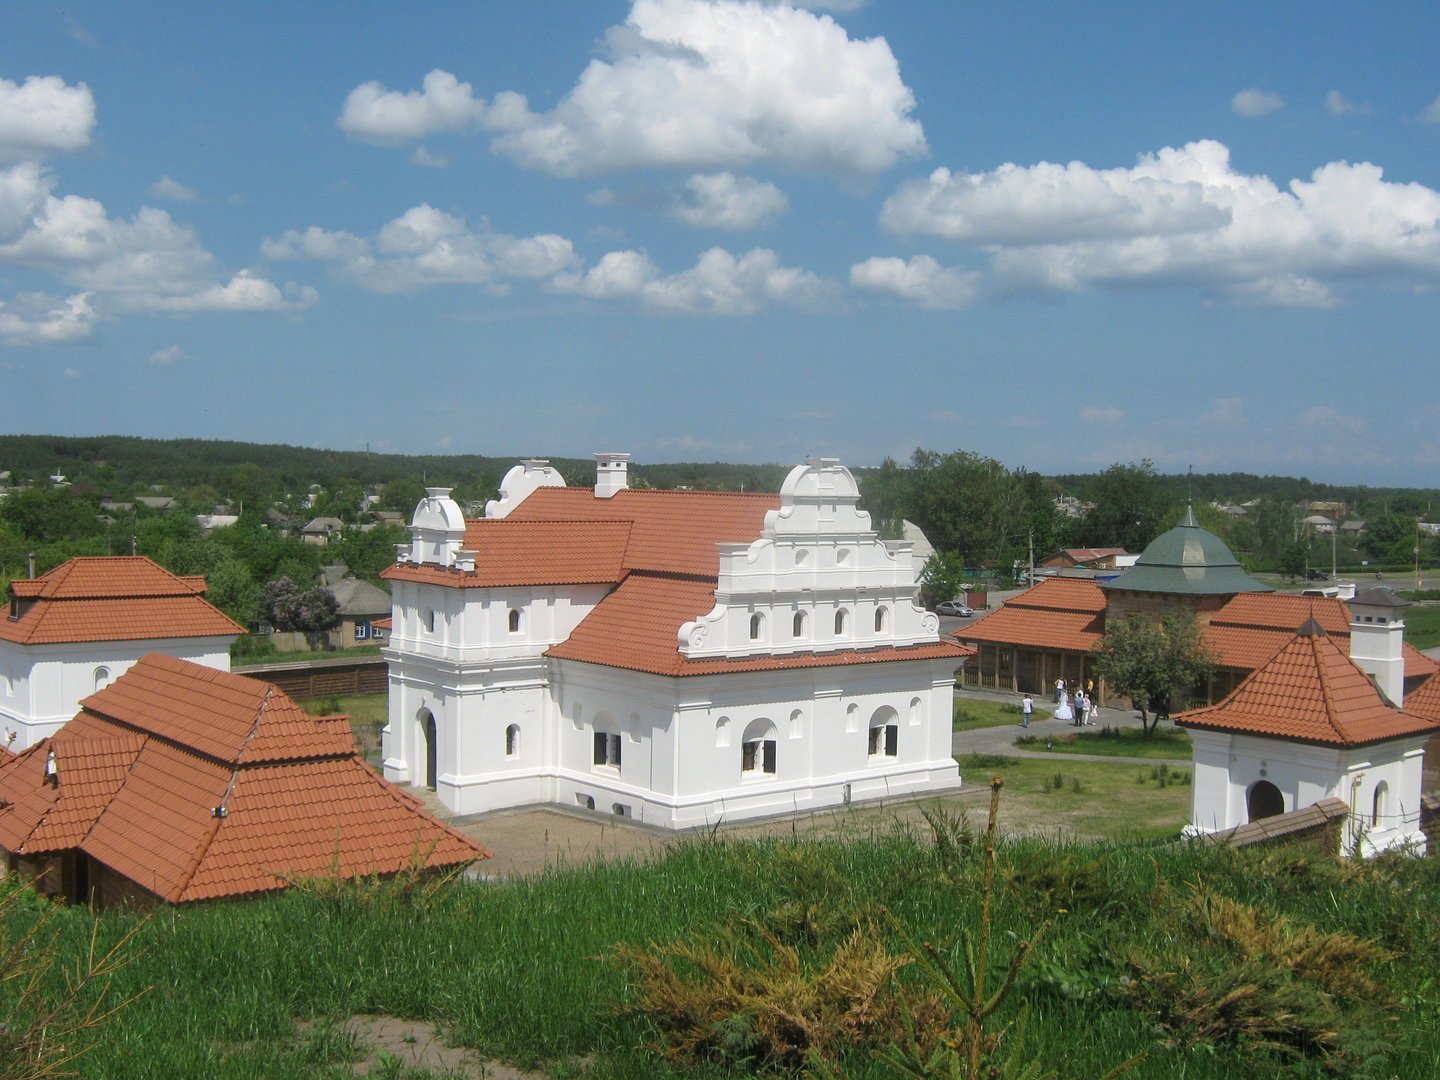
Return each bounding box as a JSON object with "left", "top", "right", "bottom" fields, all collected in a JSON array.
[
  {"left": 1077, "top": 691, "right": 1091, "bottom": 727},
  {"left": 1021, "top": 693, "right": 1034, "bottom": 728}
]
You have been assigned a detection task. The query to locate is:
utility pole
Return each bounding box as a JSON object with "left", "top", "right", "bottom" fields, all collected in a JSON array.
[{"left": 1027, "top": 527, "right": 1035, "bottom": 588}]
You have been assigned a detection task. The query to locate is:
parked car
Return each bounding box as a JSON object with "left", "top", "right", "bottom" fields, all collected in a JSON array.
[
  {"left": 935, "top": 600, "right": 974, "bottom": 617},
  {"left": 1305, "top": 568, "right": 1330, "bottom": 581}
]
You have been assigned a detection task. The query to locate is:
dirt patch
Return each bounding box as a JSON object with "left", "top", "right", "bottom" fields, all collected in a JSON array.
[{"left": 334, "top": 1014, "right": 547, "bottom": 1078}]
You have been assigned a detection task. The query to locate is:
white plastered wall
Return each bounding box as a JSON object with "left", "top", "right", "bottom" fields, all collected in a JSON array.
[
  {"left": 0, "top": 637, "right": 232, "bottom": 751},
  {"left": 1186, "top": 728, "right": 1427, "bottom": 854}
]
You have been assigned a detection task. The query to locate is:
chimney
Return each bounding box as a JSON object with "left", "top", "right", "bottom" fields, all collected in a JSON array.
[
  {"left": 594, "top": 453, "right": 630, "bottom": 499},
  {"left": 1347, "top": 587, "right": 1409, "bottom": 705}
]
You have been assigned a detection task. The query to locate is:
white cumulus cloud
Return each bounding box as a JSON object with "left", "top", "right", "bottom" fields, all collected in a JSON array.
[
  {"left": 671, "top": 172, "right": 788, "bottom": 229},
  {"left": 1231, "top": 88, "right": 1285, "bottom": 117},
  {"left": 1421, "top": 96, "right": 1440, "bottom": 124},
  {"left": 0, "top": 163, "right": 315, "bottom": 324},
  {"left": 0, "top": 291, "right": 96, "bottom": 345},
  {"left": 0, "top": 75, "right": 96, "bottom": 162},
  {"left": 876, "top": 140, "right": 1440, "bottom": 307},
  {"left": 553, "top": 245, "right": 830, "bottom": 314},
  {"left": 338, "top": 69, "right": 497, "bottom": 144},
  {"left": 148, "top": 175, "right": 198, "bottom": 202},
  {"left": 263, "top": 204, "right": 580, "bottom": 293},
  {"left": 148, "top": 344, "right": 184, "bottom": 365},
  {"left": 342, "top": 1, "right": 925, "bottom": 176},
  {"left": 848, "top": 254, "right": 978, "bottom": 309},
  {"left": 1324, "top": 90, "right": 1368, "bottom": 117},
  {"left": 1079, "top": 406, "right": 1123, "bottom": 425}
]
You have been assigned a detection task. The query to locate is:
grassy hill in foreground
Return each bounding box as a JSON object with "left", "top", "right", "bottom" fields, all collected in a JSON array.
[{"left": 8, "top": 814, "right": 1438, "bottom": 1078}]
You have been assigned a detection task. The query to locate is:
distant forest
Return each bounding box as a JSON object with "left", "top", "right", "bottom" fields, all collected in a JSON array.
[{"left": 2, "top": 436, "right": 1438, "bottom": 612}]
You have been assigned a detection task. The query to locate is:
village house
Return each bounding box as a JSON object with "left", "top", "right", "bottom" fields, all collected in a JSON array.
[
  {"left": 0, "top": 653, "right": 484, "bottom": 906},
  {"left": 1, "top": 557, "right": 245, "bottom": 751},
  {"left": 381, "top": 454, "right": 970, "bottom": 827},
  {"left": 1178, "top": 590, "right": 1439, "bottom": 854},
  {"left": 956, "top": 509, "right": 1439, "bottom": 707}
]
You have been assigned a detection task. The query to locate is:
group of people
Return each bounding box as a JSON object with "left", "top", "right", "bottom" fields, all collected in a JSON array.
[{"left": 1016, "top": 678, "right": 1099, "bottom": 728}]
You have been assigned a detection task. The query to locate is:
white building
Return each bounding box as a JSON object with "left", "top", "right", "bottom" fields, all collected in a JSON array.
[
  {"left": 381, "top": 454, "right": 968, "bottom": 827},
  {"left": 0, "top": 557, "right": 244, "bottom": 751},
  {"left": 1179, "top": 589, "right": 1438, "bottom": 855}
]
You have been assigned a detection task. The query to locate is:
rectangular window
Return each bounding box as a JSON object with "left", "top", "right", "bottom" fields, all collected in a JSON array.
[
  {"left": 593, "top": 731, "right": 622, "bottom": 769},
  {"left": 742, "top": 740, "right": 776, "bottom": 775},
  {"left": 354, "top": 623, "right": 369, "bottom": 640},
  {"left": 869, "top": 725, "right": 898, "bottom": 758}
]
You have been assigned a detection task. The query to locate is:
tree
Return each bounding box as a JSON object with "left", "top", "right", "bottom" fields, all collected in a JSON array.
[
  {"left": 1071, "top": 460, "right": 1172, "bottom": 553},
  {"left": 1278, "top": 541, "right": 1308, "bottom": 582},
  {"left": 1090, "top": 613, "right": 1215, "bottom": 737},
  {"left": 257, "top": 575, "right": 340, "bottom": 650},
  {"left": 918, "top": 552, "right": 966, "bottom": 609}
]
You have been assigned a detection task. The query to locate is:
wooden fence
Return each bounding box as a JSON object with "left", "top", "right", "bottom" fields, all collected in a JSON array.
[{"left": 232, "top": 656, "right": 387, "bottom": 699}]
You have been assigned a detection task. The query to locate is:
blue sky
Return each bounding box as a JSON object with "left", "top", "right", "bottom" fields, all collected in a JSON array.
[{"left": 3, "top": 1, "right": 1438, "bottom": 484}]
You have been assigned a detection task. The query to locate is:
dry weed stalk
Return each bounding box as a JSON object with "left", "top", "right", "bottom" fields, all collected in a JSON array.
[{"left": 0, "top": 886, "right": 150, "bottom": 1080}]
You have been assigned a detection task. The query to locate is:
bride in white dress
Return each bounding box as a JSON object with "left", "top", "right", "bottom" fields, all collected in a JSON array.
[{"left": 1054, "top": 690, "right": 1074, "bottom": 724}]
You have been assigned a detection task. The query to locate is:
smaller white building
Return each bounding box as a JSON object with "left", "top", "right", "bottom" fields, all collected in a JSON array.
[
  {"left": 0, "top": 557, "right": 244, "bottom": 750},
  {"left": 1179, "top": 599, "right": 1437, "bottom": 856}
]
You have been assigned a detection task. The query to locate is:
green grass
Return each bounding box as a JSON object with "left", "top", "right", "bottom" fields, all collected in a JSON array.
[
  {"left": 953, "top": 697, "right": 1048, "bottom": 730},
  {"left": 296, "top": 693, "right": 387, "bottom": 764},
  {"left": 14, "top": 813, "right": 1440, "bottom": 1079},
  {"left": 957, "top": 754, "right": 1193, "bottom": 841},
  {"left": 1013, "top": 724, "right": 1193, "bottom": 760},
  {"left": 1404, "top": 604, "right": 1440, "bottom": 650}
]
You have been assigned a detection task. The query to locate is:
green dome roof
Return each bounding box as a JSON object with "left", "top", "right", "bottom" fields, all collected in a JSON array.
[{"left": 1102, "top": 506, "right": 1271, "bottom": 596}]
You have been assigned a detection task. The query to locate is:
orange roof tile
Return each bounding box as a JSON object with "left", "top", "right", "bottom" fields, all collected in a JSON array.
[
  {"left": 956, "top": 578, "right": 1107, "bottom": 652},
  {"left": 548, "top": 572, "right": 969, "bottom": 677},
  {"left": 1403, "top": 671, "right": 1440, "bottom": 722},
  {"left": 0, "top": 655, "right": 486, "bottom": 902},
  {"left": 505, "top": 487, "right": 779, "bottom": 577},
  {"left": 1, "top": 556, "right": 245, "bottom": 645},
  {"left": 382, "top": 520, "right": 633, "bottom": 588},
  {"left": 1177, "top": 627, "right": 1440, "bottom": 747}
]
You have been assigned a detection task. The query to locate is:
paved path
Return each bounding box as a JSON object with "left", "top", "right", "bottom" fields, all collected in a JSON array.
[{"left": 951, "top": 684, "right": 1184, "bottom": 767}]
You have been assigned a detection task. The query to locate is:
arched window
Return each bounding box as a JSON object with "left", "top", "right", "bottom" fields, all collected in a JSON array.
[
  {"left": 868, "top": 706, "right": 899, "bottom": 758},
  {"left": 874, "top": 607, "right": 888, "bottom": 633},
  {"left": 741, "top": 718, "right": 777, "bottom": 776},
  {"left": 792, "top": 611, "right": 806, "bottom": 638},
  {"left": 845, "top": 703, "right": 860, "bottom": 733},
  {"left": 1372, "top": 780, "right": 1389, "bottom": 828},
  {"left": 749, "top": 612, "right": 764, "bottom": 640},
  {"left": 93, "top": 666, "right": 112, "bottom": 692},
  {"left": 715, "top": 716, "right": 731, "bottom": 748},
  {"left": 789, "top": 708, "right": 804, "bottom": 740},
  {"left": 1247, "top": 780, "right": 1284, "bottom": 823},
  {"left": 834, "top": 609, "right": 848, "bottom": 635},
  {"left": 505, "top": 724, "right": 520, "bottom": 757},
  {"left": 909, "top": 697, "right": 923, "bottom": 726},
  {"left": 508, "top": 608, "right": 521, "bottom": 633}
]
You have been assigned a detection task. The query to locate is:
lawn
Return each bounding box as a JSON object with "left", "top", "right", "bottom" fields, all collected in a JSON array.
[
  {"left": 1404, "top": 604, "right": 1440, "bottom": 650},
  {"left": 1013, "top": 724, "right": 1192, "bottom": 760},
  {"left": 296, "top": 692, "right": 387, "bottom": 765},
  {"left": 17, "top": 798, "right": 1438, "bottom": 1079},
  {"left": 957, "top": 754, "right": 1193, "bottom": 842},
  {"left": 953, "top": 696, "right": 1048, "bottom": 730}
]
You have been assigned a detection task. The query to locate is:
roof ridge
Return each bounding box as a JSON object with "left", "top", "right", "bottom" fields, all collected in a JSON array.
[
  {"left": 72, "top": 731, "right": 150, "bottom": 851},
  {"left": 1309, "top": 633, "right": 1345, "bottom": 742}
]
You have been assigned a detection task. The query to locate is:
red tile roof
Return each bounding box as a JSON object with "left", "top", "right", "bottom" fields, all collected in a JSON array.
[
  {"left": 0, "top": 655, "right": 485, "bottom": 902},
  {"left": 382, "top": 520, "right": 633, "bottom": 588},
  {"left": 547, "top": 572, "right": 969, "bottom": 677},
  {"left": 1403, "top": 670, "right": 1440, "bottom": 722},
  {"left": 505, "top": 487, "right": 779, "bottom": 578},
  {"left": 956, "top": 578, "right": 1107, "bottom": 652},
  {"left": 0, "top": 556, "right": 245, "bottom": 645},
  {"left": 1178, "top": 627, "right": 1440, "bottom": 748},
  {"left": 959, "top": 584, "right": 1436, "bottom": 681}
]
